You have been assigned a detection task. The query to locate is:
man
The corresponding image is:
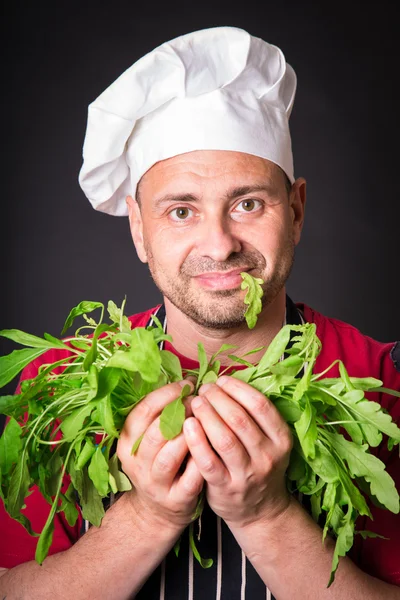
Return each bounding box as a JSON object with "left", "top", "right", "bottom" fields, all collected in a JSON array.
[{"left": 0, "top": 26, "right": 399, "bottom": 599}]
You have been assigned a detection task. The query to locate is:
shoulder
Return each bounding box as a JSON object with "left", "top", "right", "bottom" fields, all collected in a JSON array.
[
  {"left": 297, "top": 302, "right": 399, "bottom": 377},
  {"left": 297, "top": 302, "right": 400, "bottom": 424}
]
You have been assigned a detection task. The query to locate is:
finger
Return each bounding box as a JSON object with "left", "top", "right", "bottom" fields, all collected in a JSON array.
[
  {"left": 213, "top": 376, "right": 292, "bottom": 447},
  {"left": 151, "top": 431, "right": 191, "bottom": 485},
  {"left": 184, "top": 404, "right": 243, "bottom": 480},
  {"left": 122, "top": 379, "right": 194, "bottom": 440},
  {"left": 198, "top": 382, "right": 268, "bottom": 460},
  {"left": 135, "top": 414, "right": 169, "bottom": 462},
  {"left": 185, "top": 375, "right": 198, "bottom": 387},
  {"left": 174, "top": 455, "right": 204, "bottom": 499}
]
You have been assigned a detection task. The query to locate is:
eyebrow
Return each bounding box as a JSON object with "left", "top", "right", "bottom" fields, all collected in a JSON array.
[{"left": 152, "top": 183, "right": 278, "bottom": 208}]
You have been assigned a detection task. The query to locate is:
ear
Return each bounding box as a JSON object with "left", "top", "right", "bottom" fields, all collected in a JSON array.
[
  {"left": 126, "top": 195, "right": 148, "bottom": 264},
  {"left": 289, "top": 177, "right": 306, "bottom": 246}
]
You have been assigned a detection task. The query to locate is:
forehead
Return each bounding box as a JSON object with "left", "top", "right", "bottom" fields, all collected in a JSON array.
[{"left": 138, "top": 150, "right": 286, "bottom": 198}]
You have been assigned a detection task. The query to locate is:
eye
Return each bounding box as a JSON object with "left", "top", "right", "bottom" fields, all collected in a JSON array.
[
  {"left": 234, "top": 199, "right": 262, "bottom": 213},
  {"left": 169, "top": 206, "right": 193, "bottom": 221}
]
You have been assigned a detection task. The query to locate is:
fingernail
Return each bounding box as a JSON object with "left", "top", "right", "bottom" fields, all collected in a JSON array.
[
  {"left": 191, "top": 396, "right": 204, "bottom": 410},
  {"left": 216, "top": 375, "right": 229, "bottom": 386},
  {"left": 184, "top": 419, "right": 197, "bottom": 435},
  {"left": 199, "top": 383, "right": 212, "bottom": 393}
]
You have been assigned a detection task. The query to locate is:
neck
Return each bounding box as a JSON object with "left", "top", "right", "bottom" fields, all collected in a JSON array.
[{"left": 164, "top": 288, "right": 287, "bottom": 365}]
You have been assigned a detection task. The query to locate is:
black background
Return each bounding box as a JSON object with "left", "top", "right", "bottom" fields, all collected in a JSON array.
[{"left": 1, "top": 1, "right": 400, "bottom": 431}]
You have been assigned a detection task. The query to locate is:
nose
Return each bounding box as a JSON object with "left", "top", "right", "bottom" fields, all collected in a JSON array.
[{"left": 196, "top": 218, "right": 242, "bottom": 262}]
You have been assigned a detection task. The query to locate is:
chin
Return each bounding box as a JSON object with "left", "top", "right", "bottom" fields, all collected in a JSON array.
[{"left": 166, "top": 294, "right": 248, "bottom": 329}]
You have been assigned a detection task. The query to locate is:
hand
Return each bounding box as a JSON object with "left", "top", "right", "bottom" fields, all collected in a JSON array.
[
  {"left": 183, "top": 376, "right": 293, "bottom": 528},
  {"left": 117, "top": 380, "right": 204, "bottom": 531}
]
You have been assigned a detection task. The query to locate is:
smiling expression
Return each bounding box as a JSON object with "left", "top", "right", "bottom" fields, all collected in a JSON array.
[{"left": 127, "top": 150, "right": 306, "bottom": 329}]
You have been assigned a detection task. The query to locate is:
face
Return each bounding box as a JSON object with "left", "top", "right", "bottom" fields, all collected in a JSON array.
[{"left": 127, "top": 150, "right": 306, "bottom": 329}]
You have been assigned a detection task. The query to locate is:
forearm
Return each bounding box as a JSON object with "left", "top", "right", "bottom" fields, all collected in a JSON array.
[
  {"left": 0, "top": 493, "right": 183, "bottom": 600},
  {"left": 228, "top": 497, "right": 400, "bottom": 600}
]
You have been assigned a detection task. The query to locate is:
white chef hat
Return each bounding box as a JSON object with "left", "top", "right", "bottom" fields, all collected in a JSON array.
[{"left": 78, "top": 26, "right": 297, "bottom": 216}]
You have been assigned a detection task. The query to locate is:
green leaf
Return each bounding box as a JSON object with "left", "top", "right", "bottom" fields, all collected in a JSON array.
[
  {"left": 83, "top": 324, "right": 110, "bottom": 371},
  {"left": 324, "top": 431, "right": 400, "bottom": 514},
  {"left": 106, "top": 329, "right": 161, "bottom": 382},
  {"left": 338, "top": 470, "right": 371, "bottom": 517},
  {"left": 0, "top": 329, "right": 70, "bottom": 351},
  {"left": 211, "top": 360, "right": 221, "bottom": 375},
  {"left": 240, "top": 272, "right": 264, "bottom": 329},
  {"left": 7, "top": 454, "right": 31, "bottom": 518},
  {"left": 76, "top": 439, "right": 96, "bottom": 470},
  {"left": 227, "top": 355, "right": 254, "bottom": 368},
  {"left": 92, "top": 395, "right": 119, "bottom": 438},
  {"left": 269, "top": 354, "right": 304, "bottom": 377},
  {"left": 328, "top": 514, "right": 354, "bottom": 587},
  {"left": 80, "top": 467, "right": 105, "bottom": 527},
  {"left": 294, "top": 398, "right": 318, "bottom": 459},
  {"left": 325, "top": 403, "right": 364, "bottom": 445},
  {"left": 321, "top": 482, "right": 338, "bottom": 511},
  {"left": 35, "top": 448, "right": 74, "bottom": 564},
  {"left": 131, "top": 433, "right": 144, "bottom": 455},
  {"left": 310, "top": 489, "right": 322, "bottom": 522},
  {"left": 338, "top": 361, "right": 354, "bottom": 392},
  {"left": 0, "top": 417, "right": 22, "bottom": 476},
  {"left": 0, "top": 394, "right": 26, "bottom": 417},
  {"left": 356, "top": 530, "right": 389, "bottom": 540},
  {"left": 61, "top": 301, "right": 104, "bottom": 335},
  {"left": 338, "top": 390, "right": 400, "bottom": 446},
  {"left": 87, "top": 364, "right": 98, "bottom": 394},
  {"left": 249, "top": 373, "right": 296, "bottom": 395},
  {"left": 108, "top": 454, "right": 132, "bottom": 492},
  {"left": 35, "top": 518, "right": 55, "bottom": 565},
  {"left": 286, "top": 447, "right": 306, "bottom": 482},
  {"left": 292, "top": 333, "right": 319, "bottom": 403},
  {"left": 197, "top": 343, "right": 209, "bottom": 388},
  {"left": 108, "top": 472, "right": 118, "bottom": 494},
  {"left": 68, "top": 454, "right": 83, "bottom": 497},
  {"left": 305, "top": 440, "right": 340, "bottom": 483},
  {"left": 274, "top": 398, "right": 302, "bottom": 423},
  {"left": 7, "top": 511, "right": 38, "bottom": 537},
  {"left": 59, "top": 484, "right": 79, "bottom": 527},
  {"left": 202, "top": 371, "right": 218, "bottom": 384},
  {"left": 191, "top": 489, "right": 206, "bottom": 521},
  {"left": 319, "top": 376, "right": 383, "bottom": 391},
  {"left": 174, "top": 537, "right": 181, "bottom": 558},
  {"left": 160, "top": 350, "right": 183, "bottom": 382},
  {"left": 60, "top": 402, "right": 97, "bottom": 440},
  {"left": 88, "top": 447, "right": 110, "bottom": 497},
  {"left": 257, "top": 326, "right": 291, "bottom": 372},
  {"left": 189, "top": 522, "right": 213, "bottom": 568},
  {"left": 159, "top": 385, "right": 190, "bottom": 440},
  {"left": 210, "top": 344, "right": 238, "bottom": 364},
  {"left": 107, "top": 300, "right": 132, "bottom": 333},
  {"left": 231, "top": 366, "right": 257, "bottom": 383},
  {"left": 0, "top": 347, "right": 48, "bottom": 388},
  {"left": 45, "top": 451, "right": 63, "bottom": 497},
  {"left": 92, "top": 367, "right": 121, "bottom": 401}
]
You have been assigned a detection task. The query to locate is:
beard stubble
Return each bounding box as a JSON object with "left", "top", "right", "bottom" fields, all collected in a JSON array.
[{"left": 143, "top": 237, "right": 295, "bottom": 329}]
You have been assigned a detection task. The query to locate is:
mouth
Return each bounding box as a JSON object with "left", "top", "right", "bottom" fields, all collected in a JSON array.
[{"left": 193, "top": 268, "right": 251, "bottom": 291}]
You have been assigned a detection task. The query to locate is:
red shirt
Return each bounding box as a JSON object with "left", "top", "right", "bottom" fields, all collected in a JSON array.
[{"left": 1, "top": 303, "right": 399, "bottom": 585}]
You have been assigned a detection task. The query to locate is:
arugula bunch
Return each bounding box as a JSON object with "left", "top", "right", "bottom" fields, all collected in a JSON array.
[{"left": 0, "top": 277, "right": 399, "bottom": 587}]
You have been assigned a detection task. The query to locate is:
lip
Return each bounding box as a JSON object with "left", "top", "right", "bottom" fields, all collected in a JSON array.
[{"left": 194, "top": 268, "right": 249, "bottom": 291}]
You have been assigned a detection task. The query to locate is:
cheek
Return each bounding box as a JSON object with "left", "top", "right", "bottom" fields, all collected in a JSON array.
[
  {"left": 143, "top": 223, "right": 192, "bottom": 268},
  {"left": 245, "top": 214, "right": 290, "bottom": 256}
]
